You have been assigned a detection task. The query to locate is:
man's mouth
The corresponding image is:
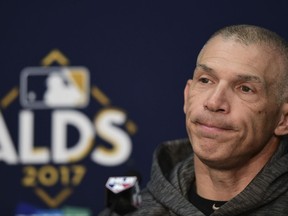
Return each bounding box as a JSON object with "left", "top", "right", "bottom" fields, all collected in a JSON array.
[
  {"left": 196, "top": 121, "right": 233, "bottom": 131},
  {"left": 192, "top": 121, "right": 235, "bottom": 139},
  {"left": 190, "top": 116, "right": 237, "bottom": 137}
]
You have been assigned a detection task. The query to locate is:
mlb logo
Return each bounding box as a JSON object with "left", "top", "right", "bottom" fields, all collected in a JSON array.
[
  {"left": 106, "top": 177, "right": 137, "bottom": 194},
  {"left": 20, "top": 67, "right": 90, "bottom": 109}
]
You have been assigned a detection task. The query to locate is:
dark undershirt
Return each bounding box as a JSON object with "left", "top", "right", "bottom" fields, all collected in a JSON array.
[{"left": 189, "top": 186, "right": 227, "bottom": 216}]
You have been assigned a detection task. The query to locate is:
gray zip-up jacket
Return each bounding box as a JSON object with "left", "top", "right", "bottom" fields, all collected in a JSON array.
[{"left": 99, "top": 138, "right": 288, "bottom": 215}]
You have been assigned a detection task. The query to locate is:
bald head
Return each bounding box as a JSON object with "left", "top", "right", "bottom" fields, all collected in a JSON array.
[{"left": 210, "top": 25, "right": 287, "bottom": 49}]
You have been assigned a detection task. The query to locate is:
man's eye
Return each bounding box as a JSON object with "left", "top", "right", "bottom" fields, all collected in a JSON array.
[
  {"left": 240, "top": 85, "right": 253, "bottom": 93},
  {"left": 199, "top": 77, "right": 210, "bottom": 84}
]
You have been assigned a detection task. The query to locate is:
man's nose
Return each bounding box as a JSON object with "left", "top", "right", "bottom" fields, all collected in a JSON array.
[{"left": 203, "top": 84, "right": 230, "bottom": 113}]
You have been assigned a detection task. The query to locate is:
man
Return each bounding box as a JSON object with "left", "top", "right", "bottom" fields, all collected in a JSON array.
[{"left": 100, "top": 24, "right": 288, "bottom": 215}]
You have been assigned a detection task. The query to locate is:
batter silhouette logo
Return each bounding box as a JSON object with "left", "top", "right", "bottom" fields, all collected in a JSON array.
[
  {"left": 20, "top": 67, "right": 90, "bottom": 109},
  {"left": 0, "top": 49, "right": 137, "bottom": 214}
]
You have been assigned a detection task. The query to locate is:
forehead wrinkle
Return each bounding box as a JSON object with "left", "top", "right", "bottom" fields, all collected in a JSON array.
[
  {"left": 236, "top": 74, "right": 262, "bottom": 83},
  {"left": 194, "top": 63, "right": 216, "bottom": 78},
  {"left": 196, "top": 63, "right": 213, "bottom": 73}
]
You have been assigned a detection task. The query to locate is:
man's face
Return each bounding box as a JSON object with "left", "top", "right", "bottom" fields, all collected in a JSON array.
[{"left": 184, "top": 36, "right": 285, "bottom": 169}]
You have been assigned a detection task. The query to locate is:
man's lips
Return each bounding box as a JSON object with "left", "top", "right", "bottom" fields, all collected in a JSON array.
[
  {"left": 196, "top": 121, "right": 234, "bottom": 131},
  {"left": 191, "top": 116, "right": 237, "bottom": 135},
  {"left": 193, "top": 121, "right": 235, "bottom": 138}
]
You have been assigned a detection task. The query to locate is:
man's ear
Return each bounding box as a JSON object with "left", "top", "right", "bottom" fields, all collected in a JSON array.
[
  {"left": 183, "top": 79, "right": 192, "bottom": 114},
  {"left": 275, "top": 103, "right": 288, "bottom": 136}
]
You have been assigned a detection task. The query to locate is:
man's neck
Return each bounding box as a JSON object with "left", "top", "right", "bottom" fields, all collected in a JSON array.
[
  {"left": 194, "top": 160, "right": 253, "bottom": 201},
  {"left": 194, "top": 140, "right": 280, "bottom": 201}
]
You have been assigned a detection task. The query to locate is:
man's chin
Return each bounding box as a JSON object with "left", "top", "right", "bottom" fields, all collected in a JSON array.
[{"left": 195, "top": 152, "right": 245, "bottom": 171}]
